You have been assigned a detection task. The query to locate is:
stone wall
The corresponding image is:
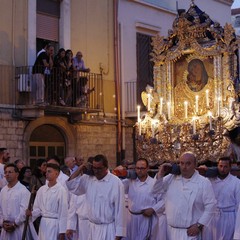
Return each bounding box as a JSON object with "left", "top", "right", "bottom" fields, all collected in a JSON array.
[
  {"left": 0, "top": 108, "right": 135, "bottom": 169},
  {"left": 76, "top": 124, "right": 117, "bottom": 169},
  {"left": 0, "top": 109, "right": 26, "bottom": 161}
]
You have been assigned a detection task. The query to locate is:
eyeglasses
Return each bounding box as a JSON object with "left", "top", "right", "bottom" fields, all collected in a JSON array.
[
  {"left": 4, "top": 171, "right": 15, "bottom": 174},
  {"left": 135, "top": 167, "right": 147, "bottom": 170},
  {"left": 92, "top": 166, "right": 106, "bottom": 171}
]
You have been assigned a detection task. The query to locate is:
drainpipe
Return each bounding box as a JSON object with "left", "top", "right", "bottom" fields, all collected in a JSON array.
[{"left": 114, "top": 0, "right": 122, "bottom": 166}]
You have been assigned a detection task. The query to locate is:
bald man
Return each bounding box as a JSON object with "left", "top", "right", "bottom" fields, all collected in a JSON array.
[
  {"left": 152, "top": 152, "right": 216, "bottom": 240},
  {"left": 64, "top": 157, "right": 78, "bottom": 175}
]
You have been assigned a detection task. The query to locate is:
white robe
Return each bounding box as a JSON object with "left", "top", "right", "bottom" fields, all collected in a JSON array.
[
  {"left": 66, "top": 172, "right": 126, "bottom": 240},
  {"left": 32, "top": 182, "right": 68, "bottom": 240},
  {"left": 67, "top": 194, "right": 89, "bottom": 240},
  {"left": 0, "top": 163, "right": 7, "bottom": 190},
  {"left": 152, "top": 171, "right": 216, "bottom": 240},
  {"left": 203, "top": 174, "right": 240, "bottom": 240},
  {"left": 0, "top": 182, "right": 37, "bottom": 240},
  {"left": 45, "top": 170, "right": 70, "bottom": 203},
  {"left": 122, "top": 176, "right": 165, "bottom": 240},
  {"left": 234, "top": 203, "right": 240, "bottom": 239}
]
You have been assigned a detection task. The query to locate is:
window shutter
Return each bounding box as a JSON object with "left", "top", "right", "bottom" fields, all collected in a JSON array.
[{"left": 36, "top": 13, "right": 59, "bottom": 42}]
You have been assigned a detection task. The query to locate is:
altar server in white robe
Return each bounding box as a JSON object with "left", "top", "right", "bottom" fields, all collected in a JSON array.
[
  {"left": 119, "top": 158, "right": 165, "bottom": 240},
  {"left": 202, "top": 156, "right": 240, "bottom": 240},
  {"left": 234, "top": 203, "right": 240, "bottom": 239},
  {"left": 0, "top": 163, "right": 37, "bottom": 240},
  {"left": 27, "top": 163, "right": 68, "bottom": 240},
  {"left": 66, "top": 193, "right": 89, "bottom": 240},
  {"left": 152, "top": 151, "right": 216, "bottom": 240},
  {"left": 66, "top": 154, "right": 126, "bottom": 240}
]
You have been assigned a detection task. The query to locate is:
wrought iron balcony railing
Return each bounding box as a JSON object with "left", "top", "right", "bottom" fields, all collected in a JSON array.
[{"left": 15, "top": 66, "right": 103, "bottom": 112}]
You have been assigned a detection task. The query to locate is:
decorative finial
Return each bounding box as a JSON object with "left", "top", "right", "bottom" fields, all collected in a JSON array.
[{"left": 191, "top": 0, "right": 195, "bottom": 6}]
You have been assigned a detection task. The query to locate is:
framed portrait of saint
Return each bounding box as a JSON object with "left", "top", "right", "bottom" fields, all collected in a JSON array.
[{"left": 173, "top": 55, "right": 214, "bottom": 118}]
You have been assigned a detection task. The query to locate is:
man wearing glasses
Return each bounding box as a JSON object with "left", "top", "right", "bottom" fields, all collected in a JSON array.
[
  {"left": 0, "top": 163, "right": 37, "bottom": 239},
  {"left": 120, "top": 158, "right": 165, "bottom": 240},
  {"left": 66, "top": 154, "right": 126, "bottom": 240}
]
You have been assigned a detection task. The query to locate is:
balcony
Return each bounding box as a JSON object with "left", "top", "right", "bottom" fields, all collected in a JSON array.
[
  {"left": 0, "top": 65, "right": 103, "bottom": 121},
  {"left": 124, "top": 81, "right": 137, "bottom": 116}
]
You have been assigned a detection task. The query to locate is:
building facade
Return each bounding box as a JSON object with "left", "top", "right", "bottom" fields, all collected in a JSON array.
[{"left": 0, "top": 0, "right": 233, "bottom": 168}]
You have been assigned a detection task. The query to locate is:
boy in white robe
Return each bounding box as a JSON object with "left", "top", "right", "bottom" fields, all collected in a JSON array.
[
  {"left": 27, "top": 163, "right": 68, "bottom": 240},
  {"left": 66, "top": 194, "right": 89, "bottom": 240}
]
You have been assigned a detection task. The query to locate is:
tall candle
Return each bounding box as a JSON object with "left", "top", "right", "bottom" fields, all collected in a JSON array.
[
  {"left": 147, "top": 94, "right": 151, "bottom": 111},
  {"left": 184, "top": 101, "right": 188, "bottom": 119},
  {"left": 217, "top": 97, "right": 221, "bottom": 117},
  {"left": 192, "top": 117, "right": 196, "bottom": 134},
  {"left": 206, "top": 89, "right": 209, "bottom": 108},
  {"left": 139, "top": 121, "right": 142, "bottom": 135},
  {"left": 167, "top": 102, "right": 171, "bottom": 120},
  {"left": 195, "top": 95, "right": 199, "bottom": 114},
  {"left": 229, "top": 98, "right": 234, "bottom": 111},
  {"left": 208, "top": 111, "right": 213, "bottom": 130},
  {"left": 137, "top": 105, "right": 141, "bottom": 122},
  {"left": 159, "top": 97, "right": 163, "bottom": 115}
]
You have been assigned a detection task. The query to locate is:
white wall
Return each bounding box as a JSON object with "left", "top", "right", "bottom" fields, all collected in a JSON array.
[{"left": 119, "top": 0, "right": 232, "bottom": 114}]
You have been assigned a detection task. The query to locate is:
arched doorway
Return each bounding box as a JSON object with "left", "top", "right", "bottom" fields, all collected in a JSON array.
[{"left": 29, "top": 124, "right": 65, "bottom": 168}]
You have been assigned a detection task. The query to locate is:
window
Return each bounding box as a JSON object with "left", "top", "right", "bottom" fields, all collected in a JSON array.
[
  {"left": 136, "top": 33, "right": 154, "bottom": 108},
  {"left": 29, "top": 124, "right": 65, "bottom": 167},
  {"left": 36, "top": 0, "right": 60, "bottom": 51}
]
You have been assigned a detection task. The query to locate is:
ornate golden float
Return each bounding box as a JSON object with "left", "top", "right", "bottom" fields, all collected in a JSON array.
[{"left": 136, "top": 1, "right": 240, "bottom": 164}]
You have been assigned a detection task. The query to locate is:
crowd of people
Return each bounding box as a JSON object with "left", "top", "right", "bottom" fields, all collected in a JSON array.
[
  {"left": 0, "top": 147, "right": 240, "bottom": 239},
  {"left": 32, "top": 41, "right": 94, "bottom": 108}
]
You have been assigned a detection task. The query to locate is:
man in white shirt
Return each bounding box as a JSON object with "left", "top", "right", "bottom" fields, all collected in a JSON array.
[
  {"left": 0, "top": 148, "right": 9, "bottom": 190},
  {"left": 73, "top": 51, "right": 90, "bottom": 72},
  {"left": 0, "top": 163, "right": 36, "bottom": 239},
  {"left": 66, "top": 154, "right": 126, "bottom": 240},
  {"left": 153, "top": 152, "right": 216, "bottom": 240},
  {"left": 64, "top": 156, "right": 78, "bottom": 175},
  {"left": 202, "top": 156, "right": 240, "bottom": 240},
  {"left": 120, "top": 158, "right": 165, "bottom": 240}
]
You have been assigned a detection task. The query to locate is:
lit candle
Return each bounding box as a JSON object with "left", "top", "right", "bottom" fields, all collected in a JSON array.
[
  {"left": 137, "top": 105, "right": 141, "bottom": 122},
  {"left": 167, "top": 102, "right": 171, "bottom": 120},
  {"left": 229, "top": 98, "right": 234, "bottom": 111},
  {"left": 159, "top": 97, "right": 163, "bottom": 115},
  {"left": 184, "top": 101, "right": 188, "bottom": 119},
  {"left": 217, "top": 97, "right": 221, "bottom": 117},
  {"left": 206, "top": 89, "right": 209, "bottom": 108},
  {"left": 147, "top": 94, "right": 151, "bottom": 111},
  {"left": 195, "top": 95, "right": 199, "bottom": 114},
  {"left": 208, "top": 111, "right": 213, "bottom": 130},
  {"left": 151, "top": 123, "right": 154, "bottom": 138},
  {"left": 192, "top": 117, "right": 196, "bottom": 134},
  {"left": 139, "top": 121, "right": 142, "bottom": 135}
]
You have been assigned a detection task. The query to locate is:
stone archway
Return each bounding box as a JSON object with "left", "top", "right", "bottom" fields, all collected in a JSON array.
[{"left": 23, "top": 116, "right": 77, "bottom": 165}]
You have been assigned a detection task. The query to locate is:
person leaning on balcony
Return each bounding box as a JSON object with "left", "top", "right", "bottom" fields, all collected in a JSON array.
[
  {"left": 53, "top": 48, "right": 68, "bottom": 106},
  {"left": 32, "top": 44, "right": 54, "bottom": 105},
  {"left": 73, "top": 51, "right": 90, "bottom": 106},
  {"left": 73, "top": 51, "right": 90, "bottom": 73},
  {"left": 37, "top": 40, "right": 51, "bottom": 57}
]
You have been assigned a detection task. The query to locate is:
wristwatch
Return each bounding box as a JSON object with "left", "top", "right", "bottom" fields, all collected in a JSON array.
[{"left": 197, "top": 223, "right": 204, "bottom": 231}]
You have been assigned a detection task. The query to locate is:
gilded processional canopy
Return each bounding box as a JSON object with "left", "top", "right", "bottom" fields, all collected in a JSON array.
[{"left": 137, "top": 1, "right": 240, "bottom": 164}]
